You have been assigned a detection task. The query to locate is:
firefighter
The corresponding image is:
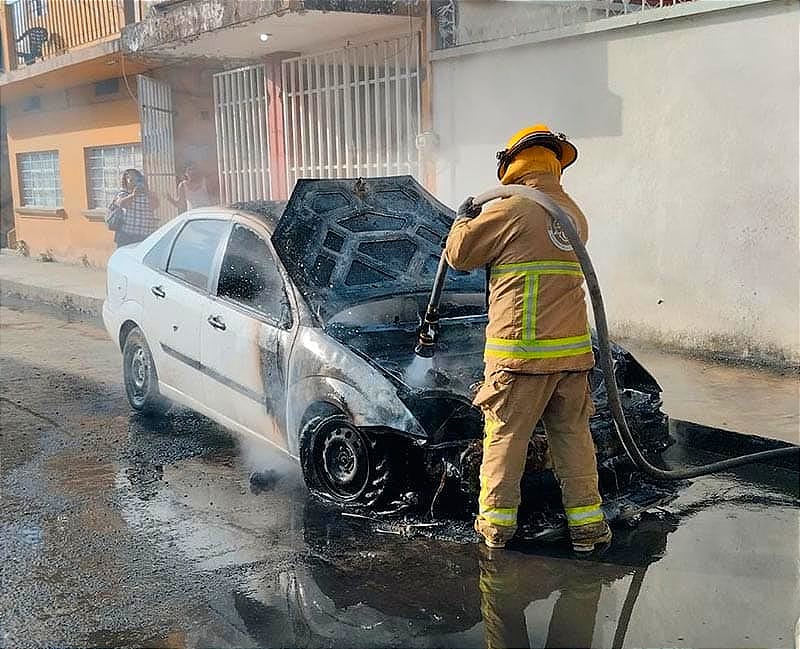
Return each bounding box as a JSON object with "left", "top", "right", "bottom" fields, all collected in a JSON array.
[{"left": 444, "top": 124, "right": 612, "bottom": 553}]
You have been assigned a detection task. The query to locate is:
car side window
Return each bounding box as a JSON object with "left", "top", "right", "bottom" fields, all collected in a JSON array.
[
  {"left": 166, "top": 219, "right": 228, "bottom": 290},
  {"left": 217, "top": 224, "right": 291, "bottom": 327}
]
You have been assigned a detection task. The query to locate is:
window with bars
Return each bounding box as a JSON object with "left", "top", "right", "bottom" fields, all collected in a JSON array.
[
  {"left": 17, "top": 150, "right": 63, "bottom": 208},
  {"left": 85, "top": 143, "right": 143, "bottom": 209}
]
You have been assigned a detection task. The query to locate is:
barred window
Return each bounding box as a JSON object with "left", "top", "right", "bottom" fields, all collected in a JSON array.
[
  {"left": 18, "top": 151, "right": 63, "bottom": 208},
  {"left": 85, "top": 143, "right": 143, "bottom": 209}
]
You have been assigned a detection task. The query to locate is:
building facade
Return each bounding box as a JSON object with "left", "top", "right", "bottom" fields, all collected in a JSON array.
[
  {"left": 1, "top": 0, "right": 796, "bottom": 365},
  {"left": 0, "top": 0, "right": 432, "bottom": 264}
]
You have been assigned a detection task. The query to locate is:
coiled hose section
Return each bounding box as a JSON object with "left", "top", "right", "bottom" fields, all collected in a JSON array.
[{"left": 472, "top": 185, "right": 799, "bottom": 480}]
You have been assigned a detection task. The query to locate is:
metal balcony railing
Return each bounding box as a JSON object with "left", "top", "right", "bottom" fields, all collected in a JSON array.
[
  {"left": 551, "top": 0, "right": 698, "bottom": 28},
  {"left": 433, "top": 0, "right": 698, "bottom": 49},
  {"left": 4, "top": 0, "right": 149, "bottom": 71}
]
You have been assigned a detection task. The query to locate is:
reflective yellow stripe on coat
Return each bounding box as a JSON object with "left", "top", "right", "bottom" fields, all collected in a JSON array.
[{"left": 486, "top": 260, "right": 592, "bottom": 361}]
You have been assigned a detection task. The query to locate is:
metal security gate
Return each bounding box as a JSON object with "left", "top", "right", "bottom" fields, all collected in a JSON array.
[
  {"left": 281, "top": 34, "right": 421, "bottom": 187},
  {"left": 213, "top": 65, "right": 271, "bottom": 203},
  {"left": 137, "top": 75, "right": 177, "bottom": 221}
]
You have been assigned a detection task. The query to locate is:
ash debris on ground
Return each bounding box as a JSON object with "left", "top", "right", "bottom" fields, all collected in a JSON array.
[{"left": 249, "top": 469, "right": 280, "bottom": 493}]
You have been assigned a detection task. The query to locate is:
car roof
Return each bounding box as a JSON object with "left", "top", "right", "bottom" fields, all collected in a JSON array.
[{"left": 181, "top": 201, "right": 288, "bottom": 234}]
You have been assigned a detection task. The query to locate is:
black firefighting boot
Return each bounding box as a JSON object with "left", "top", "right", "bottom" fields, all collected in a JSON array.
[{"left": 569, "top": 520, "right": 613, "bottom": 554}]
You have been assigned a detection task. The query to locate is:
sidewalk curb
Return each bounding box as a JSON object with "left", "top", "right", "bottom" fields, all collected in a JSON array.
[{"left": 0, "top": 279, "right": 103, "bottom": 319}]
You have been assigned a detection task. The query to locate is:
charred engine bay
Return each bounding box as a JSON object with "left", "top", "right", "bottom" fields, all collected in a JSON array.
[{"left": 324, "top": 300, "right": 678, "bottom": 529}]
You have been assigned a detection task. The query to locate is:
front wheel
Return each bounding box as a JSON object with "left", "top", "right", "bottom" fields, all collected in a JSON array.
[
  {"left": 300, "top": 415, "right": 392, "bottom": 509},
  {"left": 122, "top": 327, "right": 169, "bottom": 416}
]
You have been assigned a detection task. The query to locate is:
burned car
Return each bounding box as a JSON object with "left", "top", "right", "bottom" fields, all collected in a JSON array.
[{"left": 103, "top": 176, "right": 673, "bottom": 526}]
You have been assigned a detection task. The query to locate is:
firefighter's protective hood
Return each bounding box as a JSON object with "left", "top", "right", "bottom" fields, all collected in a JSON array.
[{"left": 500, "top": 146, "right": 562, "bottom": 185}]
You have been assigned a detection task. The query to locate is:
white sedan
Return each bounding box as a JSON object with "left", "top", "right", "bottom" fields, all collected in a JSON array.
[{"left": 102, "top": 176, "right": 671, "bottom": 520}]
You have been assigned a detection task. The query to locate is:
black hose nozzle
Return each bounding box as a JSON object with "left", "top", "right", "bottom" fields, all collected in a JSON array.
[
  {"left": 415, "top": 252, "right": 450, "bottom": 359},
  {"left": 414, "top": 310, "right": 439, "bottom": 358}
]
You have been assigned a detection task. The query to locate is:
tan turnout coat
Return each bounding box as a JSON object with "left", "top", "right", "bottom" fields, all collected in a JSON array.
[{"left": 444, "top": 172, "right": 595, "bottom": 375}]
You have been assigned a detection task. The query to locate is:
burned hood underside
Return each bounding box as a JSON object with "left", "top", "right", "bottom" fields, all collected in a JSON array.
[{"left": 271, "top": 176, "right": 484, "bottom": 320}]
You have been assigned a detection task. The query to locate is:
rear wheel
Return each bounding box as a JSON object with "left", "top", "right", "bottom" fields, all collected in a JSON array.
[
  {"left": 122, "top": 327, "right": 169, "bottom": 416},
  {"left": 300, "top": 414, "right": 392, "bottom": 508}
]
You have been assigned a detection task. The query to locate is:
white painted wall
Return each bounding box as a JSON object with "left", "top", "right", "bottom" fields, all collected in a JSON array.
[{"left": 432, "top": 1, "right": 799, "bottom": 365}]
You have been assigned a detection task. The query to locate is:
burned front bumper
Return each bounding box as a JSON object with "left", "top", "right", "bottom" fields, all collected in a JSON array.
[{"left": 413, "top": 388, "right": 674, "bottom": 522}]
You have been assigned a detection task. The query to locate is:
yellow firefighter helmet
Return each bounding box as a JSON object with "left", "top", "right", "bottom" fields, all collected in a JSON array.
[{"left": 496, "top": 124, "right": 578, "bottom": 180}]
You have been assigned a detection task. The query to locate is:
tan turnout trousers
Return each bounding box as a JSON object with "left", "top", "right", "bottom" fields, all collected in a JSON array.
[
  {"left": 444, "top": 167, "right": 606, "bottom": 545},
  {"left": 473, "top": 368, "right": 602, "bottom": 546}
]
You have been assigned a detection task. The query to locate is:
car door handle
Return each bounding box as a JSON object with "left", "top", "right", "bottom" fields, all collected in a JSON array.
[
  {"left": 151, "top": 285, "right": 166, "bottom": 298},
  {"left": 207, "top": 315, "right": 226, "bottom": 331}
]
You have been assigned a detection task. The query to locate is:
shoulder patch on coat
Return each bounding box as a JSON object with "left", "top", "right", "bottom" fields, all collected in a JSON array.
[{"left": 547, "top": 213, "right": 576, "bottom": 251}]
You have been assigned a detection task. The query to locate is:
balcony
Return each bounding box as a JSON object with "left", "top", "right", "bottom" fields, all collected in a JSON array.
[{"left": 1, "top": 0, "right": 150, "bottom": 73}]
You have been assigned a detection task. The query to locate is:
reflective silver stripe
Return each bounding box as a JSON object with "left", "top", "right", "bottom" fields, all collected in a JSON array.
[
  {"left": 485, "top": 339, "right": 592, "bottom": 354},
  {"left": 524, "top": 274, "right": 535, "bottom": 340},
  {"left": 566, "top": 508, "right": 603, "bottom": 522}
]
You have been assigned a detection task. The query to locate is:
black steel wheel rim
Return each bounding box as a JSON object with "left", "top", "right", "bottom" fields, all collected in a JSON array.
[{"left": 318, "top": 423, "right": 370, "bottom": 501}]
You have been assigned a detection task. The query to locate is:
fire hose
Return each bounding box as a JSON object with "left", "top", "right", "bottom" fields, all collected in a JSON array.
[{"left": 416, "top": 184, "right": 798, "bottom": 481}]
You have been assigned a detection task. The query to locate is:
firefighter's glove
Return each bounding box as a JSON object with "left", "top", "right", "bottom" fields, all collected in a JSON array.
[{"left": 457, "top": 196, "right": 481, "bottom": 220}]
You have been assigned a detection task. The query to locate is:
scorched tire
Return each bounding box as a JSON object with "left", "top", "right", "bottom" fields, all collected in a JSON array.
[
  {"left": 122, "top": 327, "right": 169, "bottom": 416},
  {"left": 300, "top": 414, "right": 392, "bottom": 509}
]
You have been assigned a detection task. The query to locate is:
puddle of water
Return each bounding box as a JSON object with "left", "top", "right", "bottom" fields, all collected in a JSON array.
[{"left": 101, "top": 403, "right": 800, "bottom": 649}]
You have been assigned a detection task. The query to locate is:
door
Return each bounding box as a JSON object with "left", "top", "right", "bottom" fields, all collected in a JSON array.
[
  {"left": 137, "top": 74, "right": 178, "bottom": 222},
  {"left": 202, "top": 222, "right": 295, "bottom": 449},
  {"left": 212, "top": 65, "right": 271, "bottom": 203},
  {"left": 147, "top": 218, "right": 229, "bottom": 403}
]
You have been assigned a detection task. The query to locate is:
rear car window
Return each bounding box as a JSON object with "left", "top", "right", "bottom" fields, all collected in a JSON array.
[
  {"left": 143, "top": 221, "right": 182, "bottom": 271},
  {"left": 166, "top": 219, "right": 228, "bottom": 290}
]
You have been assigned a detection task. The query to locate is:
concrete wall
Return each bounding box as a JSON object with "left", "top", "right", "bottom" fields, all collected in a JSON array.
[
  {"left": 432, "top": 1, "right": 799, "bottom": 366},
  {"left": 453, "top": 0, "right": 609, "bottom": 46},
  {"left": 0, "top": 107, "right": 13, "bottom": 247}
]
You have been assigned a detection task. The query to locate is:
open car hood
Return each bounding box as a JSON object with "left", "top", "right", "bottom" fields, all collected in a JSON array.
[{"left": 271, "top": 176, "right": 484, "bottom": 320}]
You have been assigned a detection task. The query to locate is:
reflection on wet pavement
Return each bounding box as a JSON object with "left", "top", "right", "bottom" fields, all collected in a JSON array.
[{"left": 114, "top": 425, "right": 798, "bottom": 648}]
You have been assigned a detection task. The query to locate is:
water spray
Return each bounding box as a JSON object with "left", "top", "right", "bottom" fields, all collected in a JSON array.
[{"left": 415, "top": 184, "right": 798, "bottom": 480}]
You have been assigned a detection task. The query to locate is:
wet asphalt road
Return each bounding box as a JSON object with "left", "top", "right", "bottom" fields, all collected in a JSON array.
[{"left": 1, "top": 304, "right": 798, "bottom": 648}]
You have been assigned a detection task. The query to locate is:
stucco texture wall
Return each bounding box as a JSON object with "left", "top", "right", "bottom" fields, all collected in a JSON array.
[
  {"left": 7, "top": 89, "right": 141, "bottom": 265},
  {"left": 433, "top": 1, "right": 799, "bottom": 365}
]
